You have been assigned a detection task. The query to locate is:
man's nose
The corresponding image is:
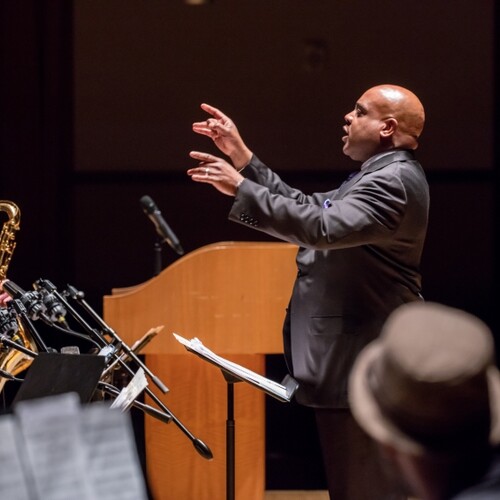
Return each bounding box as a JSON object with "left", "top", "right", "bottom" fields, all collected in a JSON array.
[{"left": 344, "top": 112, "right": 352, "bottom": 124}]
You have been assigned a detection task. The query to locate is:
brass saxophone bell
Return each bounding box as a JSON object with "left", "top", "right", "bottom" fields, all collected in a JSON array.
[{"left": 0, "top": 201, "right": 38, "bottom": 393}]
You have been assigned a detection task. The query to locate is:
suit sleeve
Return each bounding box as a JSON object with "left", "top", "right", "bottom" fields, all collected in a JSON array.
[
  {"left": 241, "top": 155, "right": 333, "bottom": 203},
  {"left": 230, "top": 156, "right": 408, "bottom": 250}
]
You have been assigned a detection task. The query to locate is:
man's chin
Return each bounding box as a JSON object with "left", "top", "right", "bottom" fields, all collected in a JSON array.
[{"left": 342, "top": 144, "right": 354, "bottom": 159}]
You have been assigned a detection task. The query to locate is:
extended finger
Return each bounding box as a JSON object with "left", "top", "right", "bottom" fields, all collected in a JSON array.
[
  {"left": 189, "top": 151, "right": 220, "bottom": 162},
  {"left": 192, "top": 122, "right": 212, "bottom": 136},
  {"left": 188, "top": 168, "right": 216, "bottom": 183},
  {"left": 200, "top": 103, "right": 230, "bottom": 122}
]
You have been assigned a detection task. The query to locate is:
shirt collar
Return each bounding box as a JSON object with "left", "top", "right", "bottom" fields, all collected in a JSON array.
[{"left": 360, "top": 150, "right": 400, "bottom": 171}]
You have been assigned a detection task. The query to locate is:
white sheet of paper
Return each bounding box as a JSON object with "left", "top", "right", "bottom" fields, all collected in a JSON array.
[
  {"left": 15, "top": 392, "right": 94, "bottom": 500},
  {"left": 82, "top": 403, "right": 148, "bottom": 500},
  {"left": 0, "top": 415, "right": 34, "bottom": 500},
  {"left": 11, "top": 392, "right": 148, "bottom": 500},
  {"left": 109, "top": 367, "right": 148, "bottom": 411},
  {"left": 173, "top": 332, "right": 290, "bottom": 401}
]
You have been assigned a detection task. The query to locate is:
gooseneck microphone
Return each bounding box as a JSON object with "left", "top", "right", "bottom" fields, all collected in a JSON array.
[{"left": 140, "top": 195, "right": 184, "bottom": 255}]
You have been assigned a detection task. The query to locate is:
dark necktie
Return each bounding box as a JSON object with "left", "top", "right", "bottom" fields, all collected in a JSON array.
[{"left": 323, "top": 171, "right": 359, "bottom": 208}]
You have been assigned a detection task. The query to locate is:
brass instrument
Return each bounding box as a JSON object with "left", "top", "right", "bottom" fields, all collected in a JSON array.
[{"left": 0, "top": 200, "right": 36, "bottom": 393}]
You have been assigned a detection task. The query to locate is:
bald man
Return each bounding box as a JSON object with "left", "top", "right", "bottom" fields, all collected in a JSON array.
[{"left": 188, "top": 85, "right": 429, "bottom": 499}]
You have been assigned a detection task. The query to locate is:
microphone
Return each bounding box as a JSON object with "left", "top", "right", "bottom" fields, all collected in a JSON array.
[
  {"left": 2, "top": 281, "right": 54, "bottom": 354},
  {"left": 1, "top": 282, "right": 49, "bottom": 353},
  {"left": 32, "top": 279, "right": 68, "bottom": 325},
  {"left": 39, "top": 289, "right": 67, "bottom": 324},
  {"left": 4, "top": 279, "right": 68, "bottom": 326},
  {"left": 2, "top": 281, "right": 46, "bottom": 321},
  {"left": 0, "top": 307, "right": 19, "bottom": 338},
  {"left": 140, "top": 195, "right": 184, "bottom": 255}
]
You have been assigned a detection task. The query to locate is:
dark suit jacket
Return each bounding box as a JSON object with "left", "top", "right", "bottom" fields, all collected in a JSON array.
[{"left": 229, "top": 150, "right": 429, "bottom": 408}]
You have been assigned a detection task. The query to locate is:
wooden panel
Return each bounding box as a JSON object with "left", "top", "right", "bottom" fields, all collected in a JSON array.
[
  {"left": 146, "top": 354, "right": 265, "bottom": 500},
  {"left": 103, "top": 242, "right": 297, "bottom": 354}
]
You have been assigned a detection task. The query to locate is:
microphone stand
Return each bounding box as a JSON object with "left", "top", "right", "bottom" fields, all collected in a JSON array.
[
  {"left": 98, "top": 381, "right": 172, "bottom": 424},
  {"left": 37, "top": 280, "right": 213, "bottom": 460},
  {"left": 0, "top": 333, "right": 173, "bottom": 427},
  {"left": 101, "top": 329, "right": 157, "bottom": 379},
  {"left": 0, "top": 336, "right": 37, "bottom": 382},
  {"left": 11, "top": 299, "right": 50, "bottom": 352},
  {"left": 0, "top": 326, "right": 39, "bottom": 382},
  {"left": 65, "top": 284, "right": 169, "bottom": 394},
  {"left": 154, "top": 239, "right": 163, "bottom": 277},
  {"left": 0, "top": 368, "right": 24, "bottom": 382},
  {"left": 41, "top": 319, "right": 103, "bottom": 350},
  {"left": 0, "top": 334, "right": 38, "bottom": 358},
  {"left": 35, "top": 280, "right": 107, "bottom": 349}
]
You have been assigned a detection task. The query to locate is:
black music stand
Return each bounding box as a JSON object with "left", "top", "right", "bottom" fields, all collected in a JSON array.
[
  {"left": 13, "top": 352, "right": 106, "bottom": 405},
  {"left": 174, "top": 334, "right": 298, "bottom": 500}
]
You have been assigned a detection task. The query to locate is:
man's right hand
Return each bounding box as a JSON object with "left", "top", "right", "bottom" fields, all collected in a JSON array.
[{"left": 192, "top": 103, "right": 253, "bottom": 170}]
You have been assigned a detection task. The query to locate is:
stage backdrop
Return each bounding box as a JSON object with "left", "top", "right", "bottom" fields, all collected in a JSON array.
[{"left": 73, "top": 0, "right": 494, "bottom": 173}]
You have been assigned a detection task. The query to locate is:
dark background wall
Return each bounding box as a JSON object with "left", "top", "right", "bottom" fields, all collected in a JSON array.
[{"left": 1, "top": 0, "right": 498, "bottom": 491}]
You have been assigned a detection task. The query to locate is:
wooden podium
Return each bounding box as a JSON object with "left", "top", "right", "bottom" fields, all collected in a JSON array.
[{"left": 103, "top": 242, "right": 297, "bottom": 500}]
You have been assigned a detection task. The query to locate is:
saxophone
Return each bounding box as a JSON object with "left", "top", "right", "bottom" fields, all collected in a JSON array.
[{"left": 0, "top": 201, "right": 37, "bottom": 393}]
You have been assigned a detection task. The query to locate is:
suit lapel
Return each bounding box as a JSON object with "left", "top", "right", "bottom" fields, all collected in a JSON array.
[{"left": 333, "top": 150, "right": 414, "bottom": 199}]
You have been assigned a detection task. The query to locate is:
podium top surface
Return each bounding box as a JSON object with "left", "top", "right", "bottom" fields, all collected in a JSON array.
[{"left": 103, "top": 242, "right": 297, "bottom": 354}]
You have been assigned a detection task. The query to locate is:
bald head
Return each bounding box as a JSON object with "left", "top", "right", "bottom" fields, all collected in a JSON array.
[
  {"left": 343, "top": 84, "right": 425, "bottom": 161},
  {"left": 364, "top": 84, "right": 425, "bottom": 150}
]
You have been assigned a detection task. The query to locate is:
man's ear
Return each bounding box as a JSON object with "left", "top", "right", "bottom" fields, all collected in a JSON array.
[{"left": 380, "top": 118, "right": 398, "bottom": 138}]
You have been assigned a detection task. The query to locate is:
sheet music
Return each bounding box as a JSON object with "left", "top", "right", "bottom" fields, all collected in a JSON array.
[
  {"left": 0, "top": 416, "right": 34, "bottom": 500},
  {"left": 173, "top": 333, "right": 291, "bottom": 401},
  {"left": 109, "top": 367, "right": 148, "bottom": 411},
  {"left": 82, "top": 403, "right": 148, "bottom": 500},
  {"left": 8, "top": 392, "right": 148, "bottom": 500},
  {"left": 15, "top": 392, "right": 95, "bottom": 500}
]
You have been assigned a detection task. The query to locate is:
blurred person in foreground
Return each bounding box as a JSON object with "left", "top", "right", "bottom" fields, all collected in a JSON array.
[
  {"left": 187, "top": 84, "right": 428, "bottom": 499},
  {"left": 349, "top": 301, "right": 500, "bottom": 499}
]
